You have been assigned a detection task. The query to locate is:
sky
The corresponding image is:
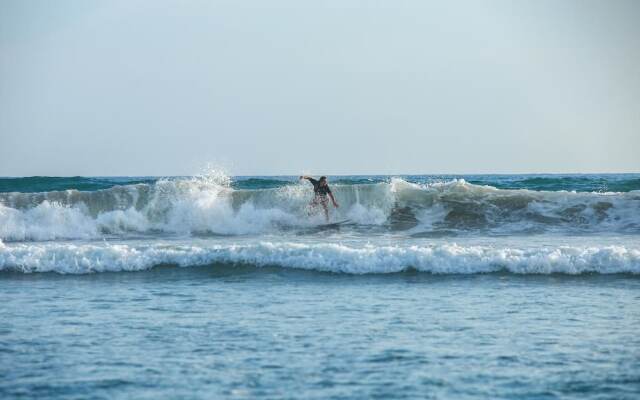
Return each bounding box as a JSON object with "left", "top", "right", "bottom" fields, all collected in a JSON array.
[{"left": 1, "top": 0, "right": 639, "bottom": 176}]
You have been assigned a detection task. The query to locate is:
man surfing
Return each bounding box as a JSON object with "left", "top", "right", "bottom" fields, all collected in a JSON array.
[{"left": 299, "top": 176, "right": 339, "bottom": 222}]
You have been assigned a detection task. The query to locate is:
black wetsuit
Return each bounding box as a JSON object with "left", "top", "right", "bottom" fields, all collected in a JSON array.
[{"left": 308, "top": 178, "right": 332, "bottom": 197}]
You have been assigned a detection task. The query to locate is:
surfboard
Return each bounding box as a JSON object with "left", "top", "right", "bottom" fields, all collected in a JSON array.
[{"left": 319, "top": 219, "right": 351, "bottom": 228}]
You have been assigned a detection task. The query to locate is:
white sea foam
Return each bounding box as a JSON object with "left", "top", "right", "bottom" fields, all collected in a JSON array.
[
  {"left": 0, "top": 174, "right": 391, "bottom": 240},
  {"left": 1, "top": 241, "right": 638, "bottom": 275},
  {"left": 0, "top": 201, "right": 98, "bottom": 241},
  {"left": 0, "top": 173, "right": 639, "bottom": 241}
]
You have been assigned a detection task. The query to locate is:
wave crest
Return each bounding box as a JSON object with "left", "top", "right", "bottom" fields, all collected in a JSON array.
[
  {"left": 1, "top": 241, "right": 638, "bottom": 275},
  {"left": 0, "top": 173, "right": 639, "bottom": 241}
]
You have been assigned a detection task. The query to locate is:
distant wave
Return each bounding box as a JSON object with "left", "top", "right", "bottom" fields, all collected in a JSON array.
[
  {"left": 2, "top": 174, "right": 640, "bottom": 193},
  {"left": 469, "top": 176, "right": 640, "bottom": 193},
  {"left": 1, "top": 241, "right": 638, "bottom": 274},
  {"left": 1, "top": 173, "right": 639, "bottom": 241},
  {"left": 0, "top": 176, "right": 157, "bottom": 193}
]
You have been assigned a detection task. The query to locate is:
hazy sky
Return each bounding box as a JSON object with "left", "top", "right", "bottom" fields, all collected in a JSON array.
[{"left": 1, "top": 0, "right": 639, "bottom": 176}]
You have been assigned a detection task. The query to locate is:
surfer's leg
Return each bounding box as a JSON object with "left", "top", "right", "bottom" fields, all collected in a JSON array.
[
  {"left": 321, "top": 198, "right": 329, "bottom": 221},
  {"left": 307, "top": 199, "right": 316, "bottom": 216},
  {"left": 311, "top": 198, "right": 322, "bottom": 215}
]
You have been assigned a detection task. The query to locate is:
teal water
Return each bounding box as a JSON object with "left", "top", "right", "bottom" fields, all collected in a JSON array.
[
  {"left": 2, "top": 173, "right": 640, "bottom": 193},
  {"left": 2, "top": 267, "right": 639, "bottom": 399},
  {"left": 1, "top": 174, "right": 639, "bottom": 399}
]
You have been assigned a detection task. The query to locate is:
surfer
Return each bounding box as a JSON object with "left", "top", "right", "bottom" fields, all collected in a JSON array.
[{"left": 300, "top": 176, "right": 339, "bottom": 221}]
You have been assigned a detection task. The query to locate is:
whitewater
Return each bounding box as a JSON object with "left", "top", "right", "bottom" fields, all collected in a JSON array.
[
  {"left": 0, "top": 173, "right": 639, "bottom": 275},
  {"left": 3, "top": 173, "right": 640, "bottom": 400}
]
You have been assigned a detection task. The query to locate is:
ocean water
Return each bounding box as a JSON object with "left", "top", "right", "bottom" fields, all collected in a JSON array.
[{"left": 1, "top": 173, "right": 639, "bottom": 399}]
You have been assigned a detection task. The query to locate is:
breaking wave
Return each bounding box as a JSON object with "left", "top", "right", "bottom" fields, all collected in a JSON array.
[
  {"left": 0, "top": 172, "right": 639, "bottom": 241},
  {"left": 1, "top": 241, "right": 638, "bottom": 275}
]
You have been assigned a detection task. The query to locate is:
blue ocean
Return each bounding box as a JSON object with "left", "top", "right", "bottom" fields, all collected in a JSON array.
[{"left": 1, "top": 173, "right": 639, "bottom": 399}]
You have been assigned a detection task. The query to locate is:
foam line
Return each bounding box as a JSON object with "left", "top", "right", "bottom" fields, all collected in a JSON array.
[{"left": 1, "top": 241, "right": 638, "bottom": 275}]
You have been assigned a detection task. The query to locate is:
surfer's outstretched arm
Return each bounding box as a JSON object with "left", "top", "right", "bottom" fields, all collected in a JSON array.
[{"left": 300, "top": 176, "right": 316, "bottom": 184}]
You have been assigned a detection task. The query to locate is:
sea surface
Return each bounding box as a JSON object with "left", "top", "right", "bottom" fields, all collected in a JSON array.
[{"left": 1, "top": 173, "right": 639, "bottom": 399}]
